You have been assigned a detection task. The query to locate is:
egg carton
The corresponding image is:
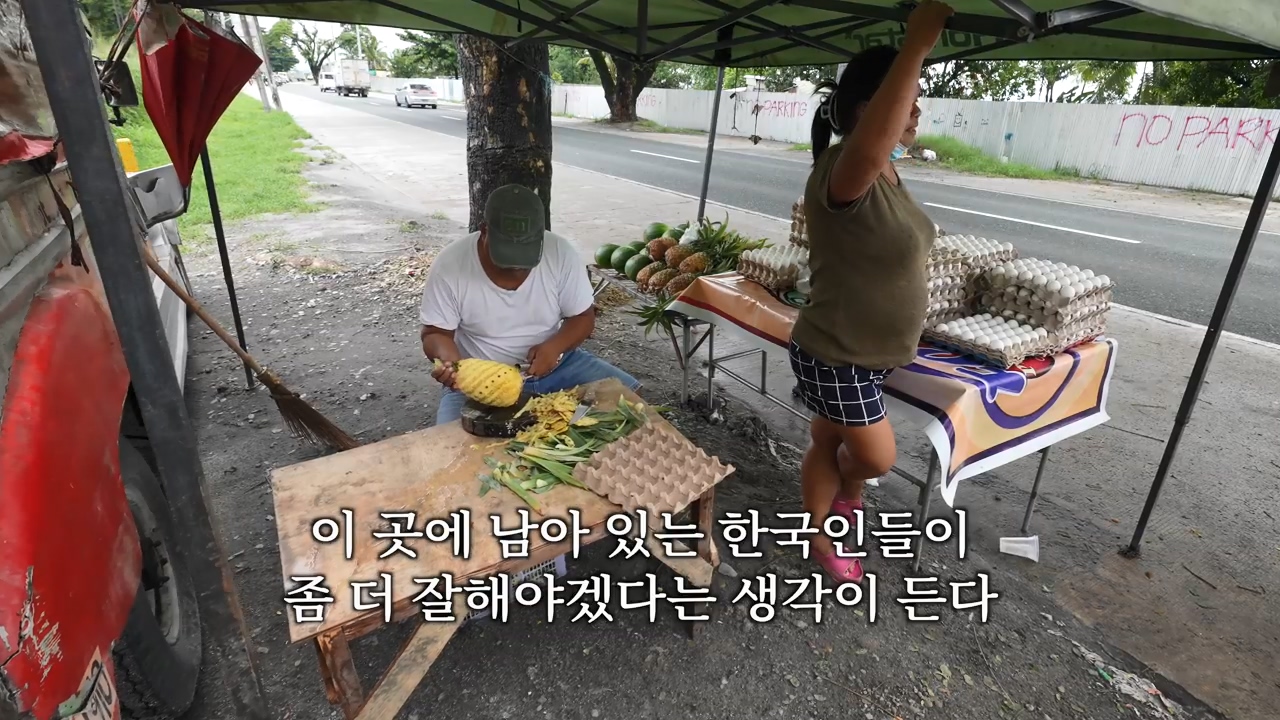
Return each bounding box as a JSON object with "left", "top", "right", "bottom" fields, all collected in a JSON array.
[
  {"left": 925, "top": 313, "right": 1054, "bottom": 368},
  {"left": 573, "top": 421, "right": 735, "bottom": 516},
  {"left": 981, "top": 285, "right": 1113, "bottom": 332},
  {"left": 1044, "top": 316, "right": 1108, "bottom": 355},
  {"left": 789, "top": 196, "right": 808, "bottom": 249},
  {"left": 981, "top": 259, "right": 1112, "bottom": 305},
  {"left": 922, "top": 328, "right": 1046, "bottom": 368},
  {"left": 934, "top": 234, "right": 1019, "bottom": 271},
  {"left": 738, "top": 246, "right": 808, "bottom": 292}
]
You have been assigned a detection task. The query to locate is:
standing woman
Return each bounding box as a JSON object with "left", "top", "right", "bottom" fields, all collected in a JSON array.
[{"left": 789, "top": 0, "right": 954, "bottom": 583}]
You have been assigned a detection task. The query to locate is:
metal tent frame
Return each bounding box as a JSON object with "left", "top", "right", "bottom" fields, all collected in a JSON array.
[{"left": 16, "top": 0, "right": 1280, "bottom": 715}]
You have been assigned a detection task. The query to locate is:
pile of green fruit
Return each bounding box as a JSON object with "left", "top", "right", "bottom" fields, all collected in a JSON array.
[{"left": 592, "top": 220, "right": 705, "bottom": 297}]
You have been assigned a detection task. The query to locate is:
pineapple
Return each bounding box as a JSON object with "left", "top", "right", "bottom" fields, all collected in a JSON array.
[
  {"left": 678, "top": 251, "right": 710, "bottom": 275},
  {"left": 647, "top": 268, "right": 680, "bottom": 294},
  {"left": 664, "top": 245, "right": 695, "bottom": 268},
  {"left": 647, "top": 237, "right": 676, "bottom": 261},
  {"left": 664, "top": 273, "right": 698, "bottom": 296},
  {"left": 635, "top": 261, "right": 667, "bottom": 290},
  {"left": 432, "top": 358, "right": 523, "bottom": 407}
]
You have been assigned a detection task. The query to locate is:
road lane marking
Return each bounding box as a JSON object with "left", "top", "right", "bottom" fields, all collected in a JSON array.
[
  {"left": 443, "top": 114, "right": 464, "bottom": 120},
  {"left": 630, "top": 149, "right": 698, "bottom": 163},
  {"left": 910, "top": 176, "right": 1280, "bottom": 237},
  {"left": 923, "top": 202, "right": 1142, "bottom": 244},
  {"left": 367, "top": 101, "right": 379, "bottom": 106}
]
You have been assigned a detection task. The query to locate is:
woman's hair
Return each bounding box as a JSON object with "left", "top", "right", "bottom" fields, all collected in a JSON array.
[{"left": 811, "top": 45, "right": 901, "bottom": 164}]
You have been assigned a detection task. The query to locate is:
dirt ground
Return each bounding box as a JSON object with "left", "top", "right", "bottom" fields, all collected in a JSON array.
[{"left": 177, "top": 146, "right": 1220, "bottom": 720}]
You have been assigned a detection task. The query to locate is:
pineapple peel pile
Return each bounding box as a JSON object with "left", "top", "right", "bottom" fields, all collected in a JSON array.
[
  {"left": 512, "top": 390, "right": 593, "bottom": 444},
  {"left": 478, "top": 393, "right": 655, "bottom": 513}
]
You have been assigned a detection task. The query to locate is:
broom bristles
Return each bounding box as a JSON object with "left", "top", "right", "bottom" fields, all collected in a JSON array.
[{"left": 260, "top": 373, "right": 361, "bottom": 452}]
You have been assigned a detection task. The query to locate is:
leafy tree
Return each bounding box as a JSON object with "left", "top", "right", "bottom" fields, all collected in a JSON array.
[
  {"left": 396, "top": 31, "right": 459, "bottom": 77},
  {"left": 338, "top": 24, "right": 390, "bottom": 71},
  {"left": 286, "top": 22, "right": 340, "bottom": 83},
  {"left": 1137, "top": 60, "right": 1278, "bottom": 109},
  {"left": 263, "top": 20, "right": 298, "bottom": 73},
  {"left": 1033, "top": 60, "right": 1075, "bottom": 102},
  {"left": 923, "top": 61, "right": 1038, "bottom": 100},
  {"left": 79, "top": 0, "right": 124, "bottom": 36},
  {"left": 548, "top": 46, "right": 599, "bottom": 85}
]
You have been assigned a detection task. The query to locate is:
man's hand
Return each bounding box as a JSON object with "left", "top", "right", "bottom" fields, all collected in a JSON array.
[
  {"left": 430, "top": 358, "right": 459, "bottom": 389},
  {"left": 526, "top": 341, "right": 564, "bottom": 378}
]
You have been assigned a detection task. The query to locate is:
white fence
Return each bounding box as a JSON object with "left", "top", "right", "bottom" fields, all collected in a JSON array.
[{"left": 351, "top": 76, "right": 1280, "bottom": 198}]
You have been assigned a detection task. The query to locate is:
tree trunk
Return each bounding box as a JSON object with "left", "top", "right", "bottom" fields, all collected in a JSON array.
[
  {"left": 455, "top": 36, "right": 553, "bottom": 232},
  {"left": 589, "top": 50, "right": 656, "bottom": 124}
]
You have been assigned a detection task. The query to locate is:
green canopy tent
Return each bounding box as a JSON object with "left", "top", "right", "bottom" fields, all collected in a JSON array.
[{"left": 182, "top": 0, "right": 1280, "bottom": 558}]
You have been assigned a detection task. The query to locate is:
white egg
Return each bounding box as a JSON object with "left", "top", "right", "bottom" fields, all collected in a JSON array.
[
  {"left": 1020, "top": 323, "right": 1034, "bottom": 333},
  {"left": 1071, "top": 282, "right": 1085, "bottom": 296},
  {"left": 1001, "top": 242, "right": 1014, "bottom": 251},
  {"left": 992, "top": 338, "right": 1008, "bottom": 351},
  {"left": 976, "top": 334, "right": 990, "bottom": 346},
  {"left": 960, "top": 330, "right": 975, "bottom": 341},
  {"left": 1036, "top": 327, "right": 1049, "bottom": 339},
  {"left": 1083, "top": 269, "right": 1095, "bottom": 279},
  {"left": 1032, "top": 274, "right": 1046, "bottom": 287},
  {"left": 935, "top": 323, "right": 948, "bottom": 333},
  {"left": 1017, "top": 288, "right": 1031, "bottom": 299},
  {"left": 1097, "top": 275, "right": 1110, "bottom": 286},
  {"left": 1046, "top": 280, "right": 1062, "bottom": 293},
  {"left": 1061, "top": 285, "right": 1077, "bottom": 300},
  {"left": 1068, "top": 265, "right": 1079, "bottom": 273}
]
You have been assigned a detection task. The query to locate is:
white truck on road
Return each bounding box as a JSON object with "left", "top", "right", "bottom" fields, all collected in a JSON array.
[{"left": 335, "top": 57, "right": 371, "bottom": 97}]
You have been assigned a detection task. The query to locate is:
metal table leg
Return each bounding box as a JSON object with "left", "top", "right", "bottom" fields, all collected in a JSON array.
[
  {"left": 911, "top": 453, "right": 940, "bottom": 574},
  {"left": 681, "top": 320, "right": 692, "bottom": 404},
  {"left": 706, "top": 324, "right": 716, "bottom": 413},
  {"left": 1020, "top": 447, "right": 1052, "bottom": 535}
]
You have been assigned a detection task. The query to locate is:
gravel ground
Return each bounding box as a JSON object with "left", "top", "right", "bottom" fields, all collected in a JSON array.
[{"left": 177, "top": 151, "right": 1221, "bottom": 720}]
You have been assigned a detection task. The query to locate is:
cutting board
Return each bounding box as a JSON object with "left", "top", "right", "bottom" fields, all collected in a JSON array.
[{"left": 459, "top": 391, "right": 537, "bottom": 438}]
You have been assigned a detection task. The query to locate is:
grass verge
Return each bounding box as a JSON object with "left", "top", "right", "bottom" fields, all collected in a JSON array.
[
  {"left": 914, "top": 135, "right": 1080, "bottom": 180},
  {"left": 107, "top": 46, "right": 317, "bottom": 245},
  {"left": 593, "top": 117, "right": 703, "bottom": 136}
]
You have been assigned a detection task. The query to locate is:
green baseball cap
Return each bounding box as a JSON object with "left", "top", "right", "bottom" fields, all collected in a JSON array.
[{"left": 484, "top": 184, "right": 546, "bottom": 269}]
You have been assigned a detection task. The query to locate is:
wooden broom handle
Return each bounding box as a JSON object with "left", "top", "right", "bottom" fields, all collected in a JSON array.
[{"left": 141, "top": 250, "right": 266, "bottom": 376}]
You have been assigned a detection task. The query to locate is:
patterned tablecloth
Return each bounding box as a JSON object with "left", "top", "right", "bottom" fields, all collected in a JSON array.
[{"left": 668, "top": 272, "right": 1118, "bottom": 507}]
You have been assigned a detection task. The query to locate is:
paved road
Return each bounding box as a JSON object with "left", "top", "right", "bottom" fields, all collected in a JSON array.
[{"left": 287, "top": 84, "right": 1280, "bottom": 344}]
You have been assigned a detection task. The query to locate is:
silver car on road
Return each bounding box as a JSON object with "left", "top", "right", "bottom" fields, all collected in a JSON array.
[{"left": 394, "top": 83, "right": 439, "bottom": 109}]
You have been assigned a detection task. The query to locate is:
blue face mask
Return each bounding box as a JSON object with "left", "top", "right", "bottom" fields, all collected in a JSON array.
[{"left": 889, "top": 143, "right": 908, "bottom": 161}]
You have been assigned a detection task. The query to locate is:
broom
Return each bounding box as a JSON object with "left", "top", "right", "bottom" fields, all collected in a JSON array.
[{"left": 142, "top": 250, "right": 361, "bottom": 452}]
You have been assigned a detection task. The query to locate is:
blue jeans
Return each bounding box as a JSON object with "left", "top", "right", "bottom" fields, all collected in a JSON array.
[{"left": 435, "top": 349, "right": 642, "bottom": 425}]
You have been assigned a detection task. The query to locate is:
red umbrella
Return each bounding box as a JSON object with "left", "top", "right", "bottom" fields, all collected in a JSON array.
[{"left": 133, "top": 4, "right": 261, "bottom": 187}]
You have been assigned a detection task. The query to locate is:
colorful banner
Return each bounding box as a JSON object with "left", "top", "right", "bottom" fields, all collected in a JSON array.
[{"left": 669, "top": 273, "right": 1117, "bottom": 506}]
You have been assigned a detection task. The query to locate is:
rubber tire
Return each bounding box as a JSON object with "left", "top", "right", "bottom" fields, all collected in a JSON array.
[{"left": 112, "top": 438, "right": 203, "bottom": 720}]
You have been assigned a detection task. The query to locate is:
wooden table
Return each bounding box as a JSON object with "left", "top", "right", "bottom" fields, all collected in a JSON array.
[{"left": 269, "top": 378, "right": 725, "bottom": 719}]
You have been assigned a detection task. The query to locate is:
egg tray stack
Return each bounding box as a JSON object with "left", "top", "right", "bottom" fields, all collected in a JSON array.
[
  {"left": 923, "top": 235, "right": 1020, "bottom": 329},
  {"left": 979, "top": 258, "right": 1113, "bottom": 355},
  {"left": 923, "top": 314, "right": 1053, "bottom": 368},
  {"left": 924, "top": 251, "right": 972, "bottom": 328},
  {"left": 737, "top": 245, "right": 809, "bottom": 292},
  {"left": 788, "top": 196, "right": 808, "bottom": 249}
]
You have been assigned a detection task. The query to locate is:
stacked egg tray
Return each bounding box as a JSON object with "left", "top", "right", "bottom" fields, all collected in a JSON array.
[
  {"left": 978, "top": 258, "right": 1113, "bottom": 351},
  {"left": 737, "top": 245, "right": 808, "bottom": 292},
  {"left": 923, "top": 314, "right": 1053, "bottom": 368},
  {"left": 925, "top": 256, "right": 971, "bottom": 327},
  {"left": 788, "top": 196, "right": 808, "bottom": 249},
  {"left": 934, "top": 234, "right": 1019, "bottom": 270}
]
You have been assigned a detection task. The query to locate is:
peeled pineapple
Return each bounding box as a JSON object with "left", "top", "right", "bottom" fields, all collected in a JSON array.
[{"left": 433, "top": 358, "right": 523, "bottom": 407}]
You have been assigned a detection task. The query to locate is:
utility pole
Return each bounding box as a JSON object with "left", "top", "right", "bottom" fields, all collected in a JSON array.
[
  {"left": 355, "top": 24, "right": 363, "bottom": 59},
  {"left": 248, "top": 15, "right": 282, "bottom": 110},
  {"left": 239, "top": 14, "right": 272, "bottom": 112}
]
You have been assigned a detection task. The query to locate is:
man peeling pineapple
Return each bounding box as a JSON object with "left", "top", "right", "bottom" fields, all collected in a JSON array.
[{"left": 420, "top": 184, "right": 641, "bottom": 425}]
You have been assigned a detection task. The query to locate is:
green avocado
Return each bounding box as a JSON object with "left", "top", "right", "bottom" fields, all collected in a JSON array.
[
  {"left": 610, "top": 245, "right": 638, "bottom": 273},
  {"left": 624, "top": 252, "right": 653, "bottom": 281},
  {"left": 594, "top": 244, "right": 619, "bottom": 267}
]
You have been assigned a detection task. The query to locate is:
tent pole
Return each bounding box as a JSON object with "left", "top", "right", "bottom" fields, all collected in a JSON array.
[
  {"left": 22, "top": 1, "right": 271, "bottom": 717},
  {"left": 1122, "top": 113, "right": 1280, "bottom": 558},
  {"left": 200, "top": 146, "right": 255, "bottom": 390},
  {"left": 696, "top": 65, "right": 725, "bottom": 221}
]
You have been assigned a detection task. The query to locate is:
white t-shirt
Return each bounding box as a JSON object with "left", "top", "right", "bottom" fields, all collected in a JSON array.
[{"left": 419, "top": 231, "right": 594, "bottom": 366}]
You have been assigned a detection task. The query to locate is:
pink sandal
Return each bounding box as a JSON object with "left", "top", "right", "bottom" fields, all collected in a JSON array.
[
  {"left": 815, "top": 547, "right": 864, "bottom": 584},
  {"left": 831, "top": 495, "right": 864, "bottom": 524}
]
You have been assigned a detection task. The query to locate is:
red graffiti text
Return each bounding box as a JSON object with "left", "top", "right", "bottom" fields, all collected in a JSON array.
[{"left": 1114, "top": 111, "right": 1279, "bottom": 153}]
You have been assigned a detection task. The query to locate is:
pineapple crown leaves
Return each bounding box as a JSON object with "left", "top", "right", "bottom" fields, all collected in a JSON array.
[{"left": 627, "top": 293, "right": 678, "bottom": 338}]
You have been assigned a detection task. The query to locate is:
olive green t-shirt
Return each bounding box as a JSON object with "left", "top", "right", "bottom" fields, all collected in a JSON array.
[{"left": 791, "top": 143, "right": 936, "bottom": 370}]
